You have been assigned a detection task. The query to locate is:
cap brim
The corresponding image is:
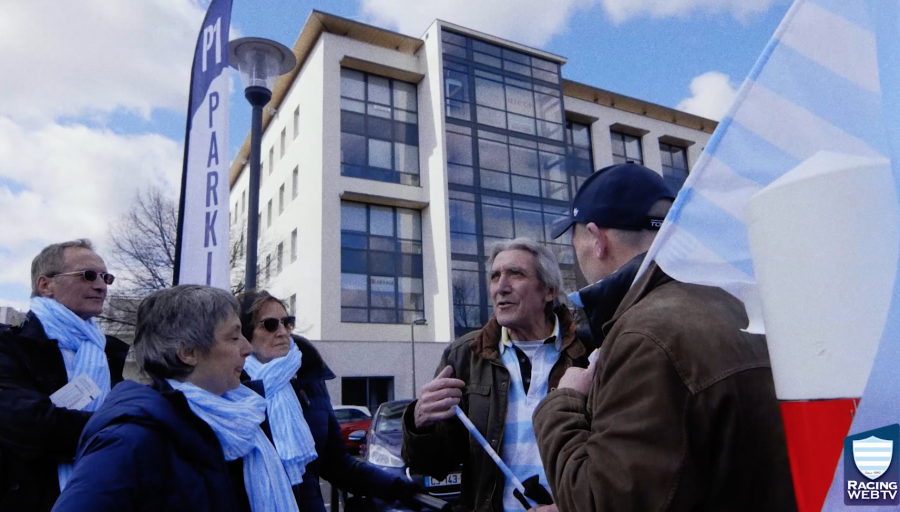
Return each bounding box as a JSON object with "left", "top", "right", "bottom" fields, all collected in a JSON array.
[{"left": 549, "top": 217, "right": 575, "bottom": 239}]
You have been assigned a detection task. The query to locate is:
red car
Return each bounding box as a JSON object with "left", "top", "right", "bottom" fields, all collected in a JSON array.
[{"left": 334, "top": 405, "right": 372, "bottom": 455}]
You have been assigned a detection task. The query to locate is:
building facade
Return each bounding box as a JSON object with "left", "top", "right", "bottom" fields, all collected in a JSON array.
[{"left": 228, "top": 12, "right": 716, "bottom": 409}]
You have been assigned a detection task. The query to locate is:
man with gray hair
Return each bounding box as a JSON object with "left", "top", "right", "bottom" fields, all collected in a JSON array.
[
  {"left": 402, "top": 238, "right": 590, "bottom": 512},
  {"left": 0, "top": 239, "right": 129, "bottom": 512}
]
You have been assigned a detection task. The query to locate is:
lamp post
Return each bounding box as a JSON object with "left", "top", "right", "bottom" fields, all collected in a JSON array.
[
  {"left": 228, "top": 37, "right": 296, "bottom": 291},
  {"left": 410, "top": 317, "right": 427, "bottom": 398}
]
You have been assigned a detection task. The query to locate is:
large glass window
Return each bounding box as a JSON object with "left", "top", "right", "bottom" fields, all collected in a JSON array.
[
  {"left": 441, "top": 29, "right": 579, "bottom": 337},
  {"left": 340, "top": 69, "right": 420, "bottom": 186},
  {"left": 567, "top": 121, "right": 593, "bottom": 194},
  {"left": 660, "top": 142, "right": 689, "bottom": 194},
  {"left": 611, "top": 131, "right": 643, "bottom": 165},
  {"left": 340, "top": 202, "right": 424, "bottom": 324}
]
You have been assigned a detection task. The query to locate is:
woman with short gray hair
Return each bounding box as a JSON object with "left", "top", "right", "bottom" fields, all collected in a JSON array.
[{"left": 53, "top": 285, "right": 300, "bottom": 512}]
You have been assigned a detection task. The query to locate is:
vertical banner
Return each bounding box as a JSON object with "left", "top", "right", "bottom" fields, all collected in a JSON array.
[
  {"left": 634, "top": 0, "right": 900, "bottom": 510},
  {"left": 173, "top": 0, "right": 233, "bottom": 289}
]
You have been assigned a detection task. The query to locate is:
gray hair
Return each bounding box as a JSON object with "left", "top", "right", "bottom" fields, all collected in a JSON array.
[
  {"left": 134, "top": 285, "right": 240, "bottom": 380},
  {"left": 31, "top": 239, "right": 95, "bottom": 297},
  {"left": 485, "top": 237, "right": 566, "bottom": 307}
]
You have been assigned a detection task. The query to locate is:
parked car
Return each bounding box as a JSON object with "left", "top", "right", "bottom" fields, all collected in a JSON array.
[
  {"left": 334, "top": 405, "right": 372, "bottom": 455},
  {"left": 353, "top": 400, "right": 461, "bottom": 512}
]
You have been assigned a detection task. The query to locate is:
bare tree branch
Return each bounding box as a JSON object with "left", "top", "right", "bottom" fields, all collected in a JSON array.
[{"left": 102, "top": 186, "right": 268, "bottom": 335}]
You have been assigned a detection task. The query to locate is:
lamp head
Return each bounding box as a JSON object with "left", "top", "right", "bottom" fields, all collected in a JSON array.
[{"left": 228, "top": 37, "right": 296, "bottom": 94}]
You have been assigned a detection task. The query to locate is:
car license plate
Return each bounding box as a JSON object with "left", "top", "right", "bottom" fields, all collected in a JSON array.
[{"left": 425, "top": 473, "right": 461, "bottom": 487}]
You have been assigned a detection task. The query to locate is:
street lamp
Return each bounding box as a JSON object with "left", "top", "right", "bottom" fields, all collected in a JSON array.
[
  {"left": 410, "top": 317, "right": 427, "bottom": 398},
  {"left": 229, "top": 37, "right": 296, "bottom": 291}
]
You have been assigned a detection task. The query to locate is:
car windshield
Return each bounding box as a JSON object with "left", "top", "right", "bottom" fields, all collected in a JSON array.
[
  {"left": 334, "top": 408, "right": 369, "bottom": 422},
  {"left": 375, "top": 401, "right": 411, "bottom": 434}
]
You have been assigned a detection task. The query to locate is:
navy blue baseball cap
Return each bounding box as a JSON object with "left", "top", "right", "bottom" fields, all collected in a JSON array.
[{"left": 550, "top": 162, "right": 675, "bottom": 239}]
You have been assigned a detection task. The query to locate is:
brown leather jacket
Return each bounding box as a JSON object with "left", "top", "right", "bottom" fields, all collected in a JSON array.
[
  {"left": 402, "top": 305, "right": 590, "bottom": 512},
  {"left": 534, "top": 264, "right": 798, "bottom": 512}
]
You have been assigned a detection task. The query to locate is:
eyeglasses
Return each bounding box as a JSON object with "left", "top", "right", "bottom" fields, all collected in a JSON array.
[
  {"left": 259, "top": 316, "right": 295, "bottom": 333},
  {"left": 50, "top": 270, "right": 115, "bottom": 285}
]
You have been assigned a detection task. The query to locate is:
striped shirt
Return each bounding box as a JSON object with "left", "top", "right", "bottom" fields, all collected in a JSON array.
[{"left": 498, "top": 315, "right": 561, "bottom": 510}]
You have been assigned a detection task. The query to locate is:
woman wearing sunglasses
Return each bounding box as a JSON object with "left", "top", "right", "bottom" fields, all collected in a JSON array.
[{"left": 236, "top": 290, "right": 419, "bottom": 512}]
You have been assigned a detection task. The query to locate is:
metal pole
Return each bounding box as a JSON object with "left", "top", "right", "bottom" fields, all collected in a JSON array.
[
  {"left": 411, "top": 318, "right": 426, "bottom": 399},
  {"left": 411, "top": 321, "right": 417, "bottom": 399},
  {"left": 243, "top": 86, "right": 271, "bottom": 292}
]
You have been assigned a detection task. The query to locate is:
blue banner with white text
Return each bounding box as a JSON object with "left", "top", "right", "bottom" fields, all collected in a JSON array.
[{"left": 173, "top": 0, "right": 232, "bottom": 289}]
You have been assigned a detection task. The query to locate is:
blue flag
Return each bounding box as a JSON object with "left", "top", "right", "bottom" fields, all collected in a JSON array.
[{"left": 173, "top": 0, "right": 233, "bottom": 289}]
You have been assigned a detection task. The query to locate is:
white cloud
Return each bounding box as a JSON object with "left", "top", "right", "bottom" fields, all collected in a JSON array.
[
  {"left": 359, "top": 0, "right": 596, "bottom": 47},
  {"left": 0, "top": 0, "right": 205, "bottom": 124},
  {"left": 0, "top": 0, "right": 204, "bottom": 309},
  {"left": 0, "top": 119, "right": 183, "bottom": 305},
  {"left": 676, "top": 71, "right": 738, "bottom": 121},
  {"left": 600, "top": 0, "right": 784, "bottom": 23}
]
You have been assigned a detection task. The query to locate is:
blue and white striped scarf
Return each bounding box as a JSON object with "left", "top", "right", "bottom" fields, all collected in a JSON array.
[
  {"left": 30, "top": 296, "right": 110, "bottom": 492},
  {"left": 167, "top": 380, "right": 299, "bottom": 512},
  {"left": 243, "top": 342, "right": 317, "bottom": 485},
  {"left": 498, "top": 315, "right": 561, "bottom": 510}
]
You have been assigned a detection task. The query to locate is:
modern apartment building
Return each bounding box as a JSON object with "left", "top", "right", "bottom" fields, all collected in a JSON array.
[{"left": 228, "top": 11, "right": 715, "bottom": 409}]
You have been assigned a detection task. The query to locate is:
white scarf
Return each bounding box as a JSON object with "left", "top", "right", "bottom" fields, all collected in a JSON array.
[
  {"left": 243, "top": 342, "right": 317, "bottom": 485},
  {"left": 30, "top": 296, "right": 109, "bottom": 492},
  {"left": 167, "top": 380, "right": 299, "bottom": 512}
]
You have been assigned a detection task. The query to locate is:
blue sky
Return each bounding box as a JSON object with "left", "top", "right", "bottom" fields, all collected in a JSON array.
[{"left": 0, "top": 0, "right": 793, "bottom": 310}]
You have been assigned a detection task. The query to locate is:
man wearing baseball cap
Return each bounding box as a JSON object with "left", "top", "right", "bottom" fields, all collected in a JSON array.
[{"left": 533, "top": 163, "right": 796, "bottom": 512}]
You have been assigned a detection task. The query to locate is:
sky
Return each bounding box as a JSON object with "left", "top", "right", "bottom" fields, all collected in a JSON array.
[{"left": 0, "top": 0, "right": 793, "bottom": 311}]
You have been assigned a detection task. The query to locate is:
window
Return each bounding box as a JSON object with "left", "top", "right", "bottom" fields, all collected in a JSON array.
[
  {"left": 257, "top": 213, "right": 262, "bottom": 238},
  {"left": 291, "top": 229, "right": 297, "bottom": 262},
  {"left": 293, "top": 106, "right": 300, "bottom": 140},
  {"left": 660, "top": 142, "right": 689, "bottom": 194},
  {"left": 242, "top": 190, "right": 246, "bottom": 213},
  {"left": 340, "top": 69, "right": 420, "bottom": 186},
  {"left": 567, "top": 121, "right": 594, "bottom": 194},
  {"left": 292, "top": 167, "right": 299, "bottom": 199},
  {"left": 441, "top": 29, "right": 579, "bottom": 338},
  {"left": 279, "top": 185, "right": 285, "bottom": 215},
  {"left": 268, "top": 146, "right": 274, "bottom": 175},
  {"left": 289, "top": 294, "right": 296, "bottom": 316},
  {"left": 342, "top": 377, "right": 394, "bottom": 414},
  {"left": 265, "top": 254, "right": 271, "bottom": 282},
  {"left": 280, "top": 128, "right": 286, "bottom": 158},
  {"left": 611, "top": 131, "right": 643, "bottom": 165},
  {"left": 276, "top": 243, "right": 283, "bottom": 274},
  {"left": 267, "top": 200, "right": 272, "bottom": 228},
  {"left": 340, "top": 201, "right": 424, "bottom": 324}
]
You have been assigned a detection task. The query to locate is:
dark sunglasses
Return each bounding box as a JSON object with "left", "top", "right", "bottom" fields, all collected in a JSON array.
[
  {"left": 50, "top": 270, "right": 115, "bottom": 285},
  {"left": 259, "top": 316, "right": 295, "bottom": 333}
]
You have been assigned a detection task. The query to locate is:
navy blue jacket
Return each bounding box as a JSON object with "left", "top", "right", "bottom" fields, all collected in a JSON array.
[
  {"left": 244, "top": 336, "right": 402, "bottom": 512},
  {"left": 0, "top": 312, "right": 129, "bottom": 512},
  {"left": 51, "top": 379, "right": 249, "bottom": 512}
]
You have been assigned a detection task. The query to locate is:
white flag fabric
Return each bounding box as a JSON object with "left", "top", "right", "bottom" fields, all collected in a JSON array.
[
  {"left": 173, "top": 0, "right": 233, "bottom": 289},
  {"left": 639, "top": 0, "right": 889, "bottom": 334}
]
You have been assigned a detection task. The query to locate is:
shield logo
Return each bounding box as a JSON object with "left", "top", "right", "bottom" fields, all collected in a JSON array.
[{"left": 853, "top": 436, "right": 894, "bottom": 480}]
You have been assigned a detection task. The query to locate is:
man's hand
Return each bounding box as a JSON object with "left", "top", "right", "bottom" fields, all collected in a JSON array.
[
  {"left": 528, "top": 504, "right": 558, "bottom": 512},
  {"left": 557, "top": 360, "right": 596, "bottom": 395},
  {"left": 414, "top": 365, "right": 466, "bottom": 429}
]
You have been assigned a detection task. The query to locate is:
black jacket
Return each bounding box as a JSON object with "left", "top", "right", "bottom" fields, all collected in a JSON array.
[
  {"left": 242, "top": 336, "right": 402, "bottom": 512},
  {"left": 575, "top": 252, "right": 646, "bottom": 347},
  {"left": 0, "top": 312, "right": 129, "bottom": 512},
  {"left": 52, "top": 379, "right": 249, "bottom": 512}
]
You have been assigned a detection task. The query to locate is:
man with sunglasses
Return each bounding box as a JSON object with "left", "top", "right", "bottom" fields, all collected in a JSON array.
[{"left": 0, "top": 239, "right": 129, "bottom": 512}]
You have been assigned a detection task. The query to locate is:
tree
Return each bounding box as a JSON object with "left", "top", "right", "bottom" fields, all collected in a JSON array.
[{"left": 100, "top": 186, "right": 266, "bottom": 335}]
